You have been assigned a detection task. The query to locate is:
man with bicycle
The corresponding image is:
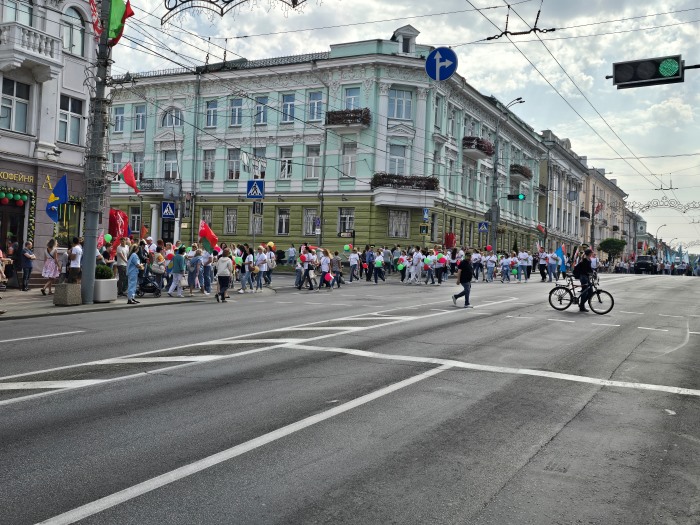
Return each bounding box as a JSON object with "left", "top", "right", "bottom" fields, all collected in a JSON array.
[{"left": 574, "top": 248, "right": 594, "bottom": 312}]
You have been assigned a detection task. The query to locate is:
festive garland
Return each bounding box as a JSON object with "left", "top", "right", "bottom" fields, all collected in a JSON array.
[{"left": 0, "top": 186, "right": 36, "bottom": 243}]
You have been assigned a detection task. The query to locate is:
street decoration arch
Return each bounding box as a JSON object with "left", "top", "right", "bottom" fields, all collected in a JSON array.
[
  {"left": 162, "top": 0, "right": 310, "bottom": 24},
  {"left": 627, "top": 195, "right": 700, "bottom": 214}
]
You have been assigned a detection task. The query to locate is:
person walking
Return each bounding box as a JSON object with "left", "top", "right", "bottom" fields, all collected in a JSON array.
[
  {"left": 167, "top": 246, "right": 187, "bottom": 297},
  {"left": 424, "top": 250, "right": 436, "bottom": 285},
  {"left": 374, "top": 248, "right": 386, "bottom": 284},
  {"left": 547, "top": 249, "right": 560, "bottom": 282},
  {"left": 254, "top": 245, "right": 267, "bottom": 292},
  {"left": 500, "top": 253, "right": 512, "bottom": 283},
  {"left": 239, "top": 247, "right": 255, "bottom": 294},
  {"left": 365, "top": 247, "right": 375, "bottom": 282},
  {"left": 20, "top": 241, "right": 36, "bottom": 291},
  {"left": 67, "top": 237, "right": 83, "bottom": 284},
  {"left": 187, "top": 249, "right": 202, "bottom": 297},
  {"left": 126, "top": 244, "right": 143, "bottom": 304},
  {"left": 484, "top": 250, "right": 497, "bottom": 282},
  {"left": 200, "top": 245, "right": 213, "bottom": 295},
  {"left": 517, "top": 249, "right": 529, "bottom": 283},
  {"left": 331, "top": 251, "right": 342, "bottom": 288},
  {"left": 472, "top": 250, "right": 482, "bottom": 282},
  {"left": 452, "top": 252, "right": 474, "bottom": 308},
  {"left": 265, "top": 245, "right": 276, "bottom": 286},
  {"left": 40, "top": 238, "right": 60, "bottom": 295},
  {"left": 538, "top": 246, "right": 548, "bottom": 282},
  {"left": 348, "top": 249, "right": 359, "bottom": 282},
  {"left": 215, "top": 248, "right": 233, "bottom": 302},
  {"left": 115, "top": 237, "right": 129, "bottom": 296},
  {"left": 319, "top": 249, "right": 333, "bottom": 291}
]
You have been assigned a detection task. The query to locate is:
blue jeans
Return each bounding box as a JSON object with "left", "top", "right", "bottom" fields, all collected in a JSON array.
[
  {"left": 501, "top": 267, "right": 510, "bottom": 282},
  {"left": 486, "top": 266, "right": 495, "bottom": 281},
  {"left": 255, "top": 271, "right": 263, "bottom": 290},
  {"left": 349, "top": 264, "right": 358, "bottom": 282},
  {"left": 241, "top": 272, "right": 253, "bottom": 290},
  {"left": 295, "top": 268, "right": 302, "bottom": 288},
  {"left": 425, "top": 268, "right": 434, "bottom": 284},
  {"left": 374, "top": 267, "right": 385, "bottom": 283},
  {"left": 547, "top": 263, "right": 558, "bottom": 281},
  {"left": 454, "top": 282, "right": 471, "bottom": 306},
  {"left": 202, "top": 265, "right": 212, "bottom": 293},
  {"left": 518, "top": 264, "right": 528, "bottom": 281}
]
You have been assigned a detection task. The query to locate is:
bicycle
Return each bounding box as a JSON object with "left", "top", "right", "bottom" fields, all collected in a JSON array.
[{"left": 548, "top": 272, "right": 614, "bottom": 315}]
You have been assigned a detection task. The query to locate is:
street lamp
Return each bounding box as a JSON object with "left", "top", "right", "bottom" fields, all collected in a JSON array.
[
  {"left": 490, "top": 97, "right": 525, "bottom": 254},
  {"left": 655, "top": 224, "right": 667, "bottom": 258}
]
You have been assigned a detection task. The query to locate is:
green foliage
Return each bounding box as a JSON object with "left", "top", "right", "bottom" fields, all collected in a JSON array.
[
  {"left": 95, "top": 264, "right": 114, "bottom": 279},
  {"left": 598, "top": 238, "right": 627, "bottom": 261},
  {"left": 512, "top": 239, "right": 519, "bottom": 253}
]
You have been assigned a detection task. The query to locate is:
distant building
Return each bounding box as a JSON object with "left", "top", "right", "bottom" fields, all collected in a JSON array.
[{"left": 583, "top": 168, "right": 628, "bottom": 259}]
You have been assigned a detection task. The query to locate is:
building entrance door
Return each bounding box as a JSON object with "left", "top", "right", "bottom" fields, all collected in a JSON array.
[{"left": 161, "top": 219, "right": 175, "bottom": 244}]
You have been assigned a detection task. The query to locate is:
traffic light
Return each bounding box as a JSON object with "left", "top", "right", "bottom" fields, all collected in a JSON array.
[
  {"left": 507, "top": 193, "right": 525, "bottom": 201},
  {"left": 612, "top": 55, "right": 684, "bottom": 89}
]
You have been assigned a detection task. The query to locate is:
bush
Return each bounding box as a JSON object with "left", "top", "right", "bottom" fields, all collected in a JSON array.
[{"left": 95, "top": 264, "right": 114, "bottom": 279}]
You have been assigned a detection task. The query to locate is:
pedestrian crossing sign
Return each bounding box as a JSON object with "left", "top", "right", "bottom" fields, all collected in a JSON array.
[
  {"left": 246, "top": 180, "right": 265, "bottom": 199},
  {"left": 161, "top": 201, "right": 175, "bottom": 219},
  {"left": 478, "top": 221, "right": 489, "bottom": 233}
]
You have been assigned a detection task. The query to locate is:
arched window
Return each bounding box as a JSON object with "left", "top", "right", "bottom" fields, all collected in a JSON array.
[
  {"left": 162, "top": 108, "right": 183, "bottom": 127},
  {"left": 2, "top": 0, "right": 33, "bottom": 26},
  {"left": 62, "top": 8, "right": 85, "bottom": 57}
]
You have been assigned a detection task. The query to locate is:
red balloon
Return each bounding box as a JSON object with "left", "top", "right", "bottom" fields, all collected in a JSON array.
[
  {"left": 300, "top": 254, "right": 306, "bottom": 262},
  {"left": 423, "top": 264, "right": 430, "bottom": 271},
  {"left": 348, "top": 244, "right": 353, "bottom": 249},
  {"left": 166, "top": 253, "right": 174, "bottom": 260},
  {"left": 0, "top": 198, "right": 8, "bottom": 205},
  {"left": 486, "top": 245, "right": 493, "bottom": 251},
  {"left": 324, "top": 273, "right": 332, "bottom": 282},
  {"left": 362, "top": 263, "right": 368, "bottom": 269},
  {"left": 438, "top": 257, "right": 447, "bottom": 264},
  {"left": 16, "top": 200, "right": 24, "bottom": 207}
]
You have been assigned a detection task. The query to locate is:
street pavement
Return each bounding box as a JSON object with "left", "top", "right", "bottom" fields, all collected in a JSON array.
[{"left": 1, "top": 272, "right": 699, "bottom": 524}]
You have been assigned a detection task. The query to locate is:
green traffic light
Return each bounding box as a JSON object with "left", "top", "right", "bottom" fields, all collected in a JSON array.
[
  {"left": 658, "top": 58, "right": 680, "bottom": 77},
  {"left": 518, "top": 194, "right": 525, "bottom": 200}
]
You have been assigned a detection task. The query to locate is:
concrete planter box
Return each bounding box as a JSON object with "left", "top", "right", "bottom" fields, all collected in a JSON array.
[
  {"left": 93, "top": 278, "right": 118, "bottom": 303},
  {"left": 53, "top": 283, "right": 82, "bottom": 306}
]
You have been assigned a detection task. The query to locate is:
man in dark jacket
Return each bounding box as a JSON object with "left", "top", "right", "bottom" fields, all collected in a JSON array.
[
  {"left": 452, "top": 252, "right": 474, "bottom": 308},
  {"left": 576, "top": 248, "right": 594, "bottom": 312}
]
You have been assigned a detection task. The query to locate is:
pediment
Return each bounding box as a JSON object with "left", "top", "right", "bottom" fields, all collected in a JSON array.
[
  {"left": 388, "top": 123, "right": 416, "bottom": 138},
  {"left": 154, "top": 129, "right": 185, "bottom": 142}
]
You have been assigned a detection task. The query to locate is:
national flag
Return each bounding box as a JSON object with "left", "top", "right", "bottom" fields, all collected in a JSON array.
[
  {"left": 594, "top": 202, "right": 604, "bottom": 215},
  {"left": 140, "top": 224, "right": 148, "bottom": 240},
  {"left": 108, "top": 208, "right": 129, "bottom": 257},
  {"left": 118, "top": 161, "right": 139, "bottom": 193},
  {"left": 198, "top": 220, "right": 218, "bottom": 252},
  {"left": 536, "top": 224, "right": 546, "bottom": 234},
  {"left": 107, "top": 0, "right": 134, "bottom": 47},
  {"left": 46, "top": 174, "right": 69, "bottom": 223},
  {"left": 97, "top": 231, "right": 105, "bottom": 249},
  {"left": 555, "top": 244, "right": 567, "bottom": 271},
  {"left": 89, "top": 0, "right": 102, "bottom": 43}
]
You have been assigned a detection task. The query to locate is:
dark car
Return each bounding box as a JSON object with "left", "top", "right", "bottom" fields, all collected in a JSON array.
[{"left": 634, "top": 255, "right": 656, "bottom": 274}]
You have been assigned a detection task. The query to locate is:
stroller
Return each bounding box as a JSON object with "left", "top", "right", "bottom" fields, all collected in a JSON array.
[{"left": 137, "top": 273, "right": 162, "bottom": 298}]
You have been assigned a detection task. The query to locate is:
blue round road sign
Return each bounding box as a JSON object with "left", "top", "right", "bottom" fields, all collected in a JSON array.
[{"left": 425, "top": 47, "right": 458, "bottom": 82}]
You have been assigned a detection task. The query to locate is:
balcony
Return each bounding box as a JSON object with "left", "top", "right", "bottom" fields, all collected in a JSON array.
[
  {"left": 371, "top": 172, "right": 440, "bottom": 208},
  {"left": 325, "top": 108, "right": 371, "bottom": 129},
  {"left": 580, "top": 209, "right": 591, "bottom": 221},
  {"left": 462, "top": 136, "right": 494, "bottom": 161},
  {"left": 371, "top": 173, "right": 439, "bottom": 191},
  {"left": 509, "top": 163, "right": 533, "bottom": 183},
  {"left": 0, "top": 22, "right": 63, "bottom": 82}
]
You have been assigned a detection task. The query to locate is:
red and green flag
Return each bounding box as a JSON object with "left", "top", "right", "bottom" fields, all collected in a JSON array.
[
  {"left": 199, "top": 220, "right": 219, "bottom": 253},
  {"left": 118, "top": 161, "right": 139, "bottom": 193},
  {"left": 108, "top": 0, "right": 134, "bottom": 47}
]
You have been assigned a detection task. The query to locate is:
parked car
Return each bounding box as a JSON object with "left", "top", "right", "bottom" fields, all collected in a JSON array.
[{"left": 634, "top": 255, "right": 657, "bottom": 274}]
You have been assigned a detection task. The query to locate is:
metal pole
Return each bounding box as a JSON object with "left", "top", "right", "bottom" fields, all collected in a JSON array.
[
  {"left": 544, "top": 150, "right": 550, "bottom": 250},
  {"left": 81, "top": 0, "right": 113, "bottom": 304},
  {"left": 489, "top": 118, "right": 501, "bottom": 254},
  {"left": 190, "top": 73, "right": 201, "bottom": 245},
  {"left": 590, "top": 186, "right": 595, "bottom": 249}
]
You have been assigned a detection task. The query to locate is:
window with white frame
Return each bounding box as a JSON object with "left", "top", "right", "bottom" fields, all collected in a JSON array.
[
  {"left": 345, "top": 87, "right": 360, "bottom": 110},
  {"left": 161, "top": 107, "right": 183, "bottom": 127},
  {"left": 227, "top": 149, "right": 240, "bottom": 180},
  {"left": 58, "top": 94, "right": 83, "bottom": 144},
  {"left": 281, "top": 94, "right": 294, "bottom": 123},
  {"left": 129, "top": 206, "right": 141, "bottom": 232},
  {"left": 306, "top": 145, "right": 320, "bottom": 179},
  {"left": 447, "top": 108, "right": 455, "bottom": 137},
  {"left": 133, "top": 152, "right": 144, "bottom": 180},
  {"left": 388, "top": 209, "right": 409, "bottom": 238},
  {"left": 203, "top": 150, "right": 215, "bottom": 180},
  {"left": 134, "top": 104, "right": 146, "bottom": 131},
  {"left": 388, "top": 89, "right": 412, "bottom": 120},
  {"left": 229, "top": 98, "right": 242, "bottom": 126},
  {"left": 308, "top": 92, "right": 323, "bottom": 121},
  {"left": 1, "top": 79, "right": 30, "bottom": 134},
  {"left": 62, "top": 7, "right": 84, "bottom": 56},
  {"left": 163, "top": 150, "right": 178, "bottom": 179},
  {"left": 279, "top": 146, "right": 293, "bottom": 179},
  {"left": 250, "top": 209, "right": 263, "bottom": 235},
  {"left": 205, "top": 100, "right": 217, "bottom": 127},
  {"left": 277, "top": 208, "right": 290, "bottom": 235},
  {"left": 448, "top": 159, "right": 455, "bottom": 191},
  {"left": 434, "top": 96, "right": 441, "bottom": 129},
  {"left": 201, "top": 207, "right": 212, "bottom": 226},
  {"left": 338, "top": 207, "right": 354, "bottom": 233},
  {"left": 388, "top": 145, "right": 407, "bottom": 176},
  {"left": 342, "top": 142, "right": 357, "bottom": 177},
  {"left": 303, "top": 208, "right": 317, "bottom": 236},
  {"left": 253, "top": 147, "right": 266, "bottom": 179},
  {"left": 3, "top": 0, "right": 32, "bottom": 25},
  {"left": 254, "top": 96, "right": 268, "bottom": 124},
  {"left": 113, "top": 106, "right": 124, "bottom": 132},
  {"left": 224, "top": 208, "right": 237, "bottom": 234},
  {"left": 111, "top": 152, "right": 122, "bottom": 173}
]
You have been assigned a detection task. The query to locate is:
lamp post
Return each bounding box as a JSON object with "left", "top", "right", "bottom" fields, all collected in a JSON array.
[
  {"left": 490, "top": 97, "right": 524, "bottom": 254},
  {"left": 655, "top": 224, "right": 667, "bottom": 259}
]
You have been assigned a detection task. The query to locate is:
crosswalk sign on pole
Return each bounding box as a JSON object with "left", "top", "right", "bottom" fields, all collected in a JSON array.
[
  {"left": 161, "top": 201, "right": 175, "bottom": 219},
  {"left": 246, "top": 180, "right": 265, "bottom": 199},
  {"left": 478, "top": 221, "right": 489, "bottom": 233}
]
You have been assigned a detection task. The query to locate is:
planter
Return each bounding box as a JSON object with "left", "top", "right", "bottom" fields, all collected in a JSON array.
[
  {"left": 94, "top": 278, "right": 118, "bottom": 303},
  {"left": 54, "top": 283, "right": 82, "bottom": 306}
]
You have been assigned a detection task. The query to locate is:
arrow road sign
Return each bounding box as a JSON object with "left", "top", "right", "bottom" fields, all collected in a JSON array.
[
  {"left": 425, "top": 47, "right": 458, "bottom": 82},
  {"left": 478, "top": 221, "right": 489, "bottom": 233},
  {"left": 246, "top": 180, "right": 265, "bottom": 199}
]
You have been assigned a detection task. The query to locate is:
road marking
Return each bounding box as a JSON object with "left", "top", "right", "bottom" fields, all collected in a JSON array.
[
  {"left": 548, "top": 319, "right": 576, "bottom": 323},
  {"left": 506, "top": 315, "right": 533, "bottom": 319},
  {"left": 97, "top": 357, "right": 221, "bottom": 364},
  {"left": 665, "top": 409, "right": 676, "bottom": 415},
  {"left": 689, "top": 332, "right": 700, "bottom": 335},
  {"left": 36, "top": 365, "right": 450, "bottom": 525},
  {"left": 275, "top": 301, "right": 294, "bottom": 304},
  {"left": 592, "top": 323, "right": 621, "bottom": 327},
  {"left": 620, "top": 311, "right": 644, "bottom": 315},
  {"left": 0, "top": 380, "right": 105, "bottom": 390},
  {"left": 659, "top": 314, "right": 684, "bottom": 318},
  {"left": 638, "top": 327, "right": 669, "bottom": 332},
  {"left": 0, "top": 331, "right": 85, "bottom": 345}
]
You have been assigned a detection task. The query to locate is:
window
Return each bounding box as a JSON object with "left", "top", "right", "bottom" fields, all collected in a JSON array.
[
  {"left": 447, "top": 108, "right": 455, "bottom": 137},
  {"left": 253, "top": 147, "right": 266, "bottom": 179},
  {"left": 338, "top": 207, "right": 354, "bottom": 233},
  {"left": 113, "top": 106, "right": 124, "bottom": 133},
  {"left": 3, "top": 0, "right": 33, "bottom": 25},
  {"left": 201, "top": 208, "right": 212, "bottom": 227},
  {"left": 62, "top": 8, "right": 84, "bottom": 56},
  {"left": 224, "top": 208, "right": 237, "bottom": 235},
  {"left": 133, "top": 152, "right": 144, "bottom": 180},
  {"left": 434, "top": 96, "right": 441, "bottom": 129},
  {"left": 203, "top": 150, "right": 215, "bottom": 180},
  {"left": 430, "top": 213, "right": 438, "bottom": 242},
  {"left": 227, "top": 149, "right": 240, "bottom": 180},
  {"left": 306, "top": 145, "right": 320, "bottom": 179},
  {"left": 1, "top": 79, "right": 29, "bottom": 134},
  {"left": 308, "top": 92, "right": 323, "bottom": 121},
  {"left": 161, "top": 107, "right": 183, "bottom": 127},
  {"left": 277, "top": 208, "right": 290, "bottom": 235},
  {"left": 254, "top": 96, "right": 268, "bottom": 124},
  {"left": 205, "top": 100, "right": 218, "bottom": 127},
  {"left": 279, "top": 146, "right": 293, "bottom": 179},
  {"left": 58, "top": 95, "right": 83, "bottom": 144},
  {"left": 229, "top": 98, "right": 242, "bottom": 126},
  {"left": 163, "top": 150, "right": 178, "bottom": 179},
  {"left": 129, "top": 206, "right": 141, "bottom": 232},
  {"left": 111, "top": 152, "right": 122, "bottom": 173},
  {"left": 345, "top": 87, "right": 360, "bottom": 110},
  {"left": 134, "top": 105, "right": 146, "bottom": 131},
  {"left": 388, "top": 89, "right": 412, "bottom": 120},
  {"left": 281, "top": 94, "right": 294, "bottom": 123},
  {"left": 448, "top": 159, "right": 455, "bottom": 191},
  {"left": 402, "top": 37, "right": 411, "bottom": 53},
  {"left": 303, "top": 208, "right": 317, "bottom": 236},
  {"left": 342, "top": 142, "right": 357, "bottom": 177},
  {"left": 388, "top": 145, "right": 406, "bottom": 176},
  {"left": 250, "top": 209, "right": 263, "bottom": 235},
  {"left": 388, "top": 209, "right": 409, "bottom": 238}
]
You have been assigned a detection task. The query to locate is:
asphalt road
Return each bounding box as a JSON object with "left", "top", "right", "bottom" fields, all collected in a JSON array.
[{"left": 1, "top": 272, "right": 699, "bottom": 525}]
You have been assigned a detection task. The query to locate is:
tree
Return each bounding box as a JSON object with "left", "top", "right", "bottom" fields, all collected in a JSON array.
[
  {"left": 512, "top": 239, "right": 519, "bottom": 253},
  {"left": 598, "top": 238, "right": 627, "bottom": 263}
]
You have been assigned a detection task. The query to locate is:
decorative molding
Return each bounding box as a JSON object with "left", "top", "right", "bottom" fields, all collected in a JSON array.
[
  {"left": 362, "top": 78, "right": 376, "bottom": 96},
  {"left": 417, "top": 87, "right": 429, "bottom": 100},
  {"left": 378, "top": 81, "right": 392, "bottom": 96}
]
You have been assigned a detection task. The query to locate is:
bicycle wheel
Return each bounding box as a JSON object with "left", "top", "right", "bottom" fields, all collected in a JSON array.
[
  {"left": 549, "top": 286, "right": 574, "bottom": 311},
  {"left": 588, "top": 289, "right": 614, "bottom": 315}
]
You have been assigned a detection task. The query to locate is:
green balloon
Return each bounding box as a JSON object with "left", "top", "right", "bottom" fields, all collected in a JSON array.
[
  {"left": 375, "top": 260, "right": 382, "bottom": 267},
  {"left": 186, "top": 246, "right": 191, "bottom": 252},
  {"left": 512, "top": 269, "right": 518, "bottom": 275},
  {"left": 21, "top": 194, "right": 27, "bottom": 201},
  {"left": 5, "top": 193, "right": 12, "bottom": 200},
  {"left": 397, "top": 264, "right": 404, "bottom": 271},
  {"left": 344, "top": 244, "right": 350, "bottom": 251},
  {"left": 0, "top": 192, "right": 5, "bottom": 198},
  {"left": 235, "top": 257, "right": 243, "bottom": 265}
]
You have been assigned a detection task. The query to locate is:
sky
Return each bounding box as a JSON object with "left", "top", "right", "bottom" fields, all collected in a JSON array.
[{"left": 111, "top": 0, "right": 700, "bottom": 253}]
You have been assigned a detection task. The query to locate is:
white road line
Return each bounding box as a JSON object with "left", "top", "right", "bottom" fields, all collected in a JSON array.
[
  {"left": 0, "top": 331, "right": 85, "bottom": 345},
  {"left": 275, "top": 301, "right": 294, "bottom": 304},
  {"left": 689, "top": 332, "right": 700, "bottom": 335},
  {"left": 36, "top": 365, "right": 450, "bottom": 525},
  {"left": 592, "top": 323, "right": 621, "bottom": 327},
  {"left": 548, "top": 319, "right": 576, "bottom": 323},
  {"left": 620, "top": 311, "right": 644, "bottom": 315},
  {"left": 638, "top": 327, "right": 669, "bottom": 332},
  {"left": 659, "top": 314, "right": 684, "bottom": 318},
  {"left": 97, "top": 357, "right": 221, "bottom": 364},
  {"left": 506, "top": 315, "right": 533, "bottom": 319},
  {"left": 0, "top": 380, "right": 105, "bottom": 390}
]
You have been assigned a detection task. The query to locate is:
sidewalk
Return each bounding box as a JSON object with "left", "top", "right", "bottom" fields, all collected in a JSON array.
[{"left": 0, "top": 285, "right": 277, "bottom": 321}]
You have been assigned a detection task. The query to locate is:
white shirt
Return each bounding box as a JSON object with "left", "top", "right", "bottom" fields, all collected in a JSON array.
[
  {"left": 288, "top": 247, "right": 296, "bottom": 260},
  {"left": 147, "top": 242, "right": 157, "bottom": 253},
  {"left": 116, "top": 245, "right": 129, "bottom": 266},
  {"left": 255, "top": 252, "right": 268, "bottom": 272},
  {"left": 375, "top": 254, "right": 384, "bottom": 266},
  {"left": 349, "top": 253, "right": 359, "bottom": 266},
  {"left": 590, "top": 257, "right": 598, "bottom": 269},
  {"left": 412, "top": 253, "right": 423, "bottom": 267},
  {"left": 500, "top": 257, "right": 511, "bottom": 268},
  {"left": 69, "top": 245, "right": 83, "bottom": 268},
  {"left": 527, "top": 255, "right": 533, "bottom": 266},
  {"left": 201, "top": 250, "right": 212, "bottom": 266},
  {"left": 538, "top": 251, "right": 548, "bottom": 264},
  {"left": 485, "top": 255, "right": 497, "bottom": 267},
  {"left": 547, "top": 252, "right": 559, "bottom": 265},
  {"left": 320, "top": 256, "right": 330, "bottom": 272},
  {"left": 472, "top": 253, "right": 482, "bottom": 264},
  {"left": 518, "top": 251, "right": 528, "bottom": 264}
]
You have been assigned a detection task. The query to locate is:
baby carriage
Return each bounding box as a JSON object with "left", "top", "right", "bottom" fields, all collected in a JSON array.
[{"left": 136, "top": 273, "right": 162, "bottom": 298}]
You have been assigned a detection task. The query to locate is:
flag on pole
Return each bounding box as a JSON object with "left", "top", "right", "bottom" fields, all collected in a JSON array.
[
  {"left": 118, "top": 161, "right": 139, "bottom": 193},
  {"left": 198, "top": 220, "right": 219, "bottom": 252},
  {"left": 107, "top": 0, "right": 134, "bottom": 47},
  {"left": 109, "top": 208, "right": 129, "bottom": 257},
  {"left": 555, "top": 243, "right": 567, "bottom": 272},
  {"left": 140, "top": 224, "right": 148, "bottom": 240},
  {"left": 46, "top": 174, "right": 68, "bottom": 223}
]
